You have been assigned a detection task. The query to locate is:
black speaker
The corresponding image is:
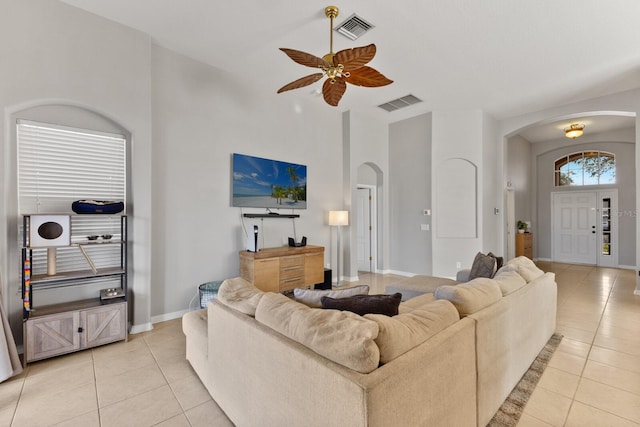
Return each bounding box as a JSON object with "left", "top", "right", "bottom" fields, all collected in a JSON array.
[
  {"left": 315, "top": 268, "right": 332, "bottom": 290},
  {"left": 288, "top": 236, "right": 307, "bottom": 247}
]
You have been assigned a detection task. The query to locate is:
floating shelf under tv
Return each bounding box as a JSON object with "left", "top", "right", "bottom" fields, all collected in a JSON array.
[{"left": 243, "top": 213, "right": 300, "bottom": 219}]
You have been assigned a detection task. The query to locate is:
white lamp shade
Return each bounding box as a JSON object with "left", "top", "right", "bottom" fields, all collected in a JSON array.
[{"left": 328, "top": 210, "right": 349, "bottom": 226}]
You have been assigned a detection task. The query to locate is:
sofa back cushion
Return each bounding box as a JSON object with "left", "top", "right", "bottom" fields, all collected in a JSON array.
[
  {"left": 255, "top": 292, "right": 380, "bottom": 373},
  {"left": 434, "top": 278, "right": 502, "bottom": 317},
  {"left": 216, "top": 277, "right": 264, "bottom": 316},
  {"left": 398, "top": 293, "right": 436, "bottom": 314},
  {"left": 505, "top": 256, "right": 545, "bottom": 282},
  {"left": 492, "top": 269, "right": 527, "bottom": 296},
  {"left": 293, "top": 284, "right": 369, "bottom": 308},
  {"left": 364, "top": 300, "right": 460, "bottom": 364}
]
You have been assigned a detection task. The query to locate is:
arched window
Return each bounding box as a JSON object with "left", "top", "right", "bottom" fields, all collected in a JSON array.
[{"left": 554, "top": 151, "right": 615, "bottom": 187}]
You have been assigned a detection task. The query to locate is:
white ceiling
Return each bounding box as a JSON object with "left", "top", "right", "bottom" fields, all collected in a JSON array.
[
  {"left": 58, "top": 0, "right": 640, "bottom": 124},
  {"left": 518, "top": 114, "right": 636, "bottom": 143}
]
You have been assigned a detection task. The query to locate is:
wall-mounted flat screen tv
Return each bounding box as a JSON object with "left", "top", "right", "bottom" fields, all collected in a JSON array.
[{"left": 232, "top": 153, "right": 307, "bottom": 209}]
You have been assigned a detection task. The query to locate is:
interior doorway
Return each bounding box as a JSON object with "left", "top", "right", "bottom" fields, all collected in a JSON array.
[
  {"left": 356, "top": 185, "right": 377, "bottom": 272},
  {"left": 551, "top": 190, "right": 618, "bottom": 266}
]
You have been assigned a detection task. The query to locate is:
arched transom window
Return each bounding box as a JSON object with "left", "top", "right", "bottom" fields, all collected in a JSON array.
[{"left": 554, "top": 151, "right": 615, "bottom": 187}]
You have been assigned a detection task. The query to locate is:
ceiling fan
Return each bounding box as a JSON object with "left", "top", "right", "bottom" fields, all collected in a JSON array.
[{"left": 277, "top": 6, "right": 393, "bottom": 107}]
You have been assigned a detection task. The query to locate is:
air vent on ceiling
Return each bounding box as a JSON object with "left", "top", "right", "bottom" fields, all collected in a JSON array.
[
  {"left": 335, "top": 13, "right": 374, "bottom": 40},
  {"left": 378, "top": 95, "right": 423, "bottom": 112}
]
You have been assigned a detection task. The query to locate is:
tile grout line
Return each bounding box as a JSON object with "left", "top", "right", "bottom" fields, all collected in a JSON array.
[
  {"left": 9, "top": 366, "right": 28, "bottom": 427},
  {"left": 92, "top": 349, "right": 103, "bottom": 427},
  {"left": 143, "top": 330, "right": 194, "bottom": 426},
  {"left": 560, "top": 269, "right": 637, "bottom": 427}
]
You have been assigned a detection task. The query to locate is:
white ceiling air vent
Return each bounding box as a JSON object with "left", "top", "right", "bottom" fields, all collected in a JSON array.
[
  {"left": 378, "top": 95, "right": 423, "bottom": 112},
  {"left": 335, "top": 13, "right": 374, "bottom": 40}
]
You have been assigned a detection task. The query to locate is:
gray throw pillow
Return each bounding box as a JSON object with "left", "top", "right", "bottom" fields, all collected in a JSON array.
[
  {"left": 488, "top": 252, "right": 503, "bottom": 271},
  {"left": 468, "top": 252, "right": 496, "bottom": 280},
  {"left": 293, "top": 285, "right": 369, "bottom": 308}
]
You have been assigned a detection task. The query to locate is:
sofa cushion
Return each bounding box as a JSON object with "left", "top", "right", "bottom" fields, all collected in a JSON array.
[
  {"left": 293, "top": 285, "right": 369, "bottom": 308},
  {"left": 398, "top": 293, "right": 436, "bottom": 314},
  {"left": 321, "top": 293, "right": 402, "bottom": 316},
  {"left": 434, "top": 278, "right": 502, "bottom": 316},
  {"left": 216, "top": 277, "right": 264, "bottom": 316},
  {"left": 505, "top": 256, "right": 545, "bottom": 282},
  {"left": 468, "top": 252, "right": 497, "bottom": 280},
  {"left": 255, "top": 292, "right": 380, "bottom": 373},
  {"left": 364, "top": 300, "right": 460, "bottom": 364},
  {"left": 492, "top": 269, "right": 527, "bottom": 296}
]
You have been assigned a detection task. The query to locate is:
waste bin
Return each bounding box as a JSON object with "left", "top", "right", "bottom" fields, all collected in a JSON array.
[{"left": 199, "top": 281, "right": 223, "bottom": 309}]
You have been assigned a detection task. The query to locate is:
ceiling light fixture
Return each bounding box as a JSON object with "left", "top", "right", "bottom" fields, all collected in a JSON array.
[{"left": 565, "top": 123, "right": 585, "bottom": 139}]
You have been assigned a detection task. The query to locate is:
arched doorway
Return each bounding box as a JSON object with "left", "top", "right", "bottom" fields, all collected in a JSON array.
[
  {"left": 356, "top": 163, "right": 382, "bottom": 273},
  {"left": 504, "top": 112, "right": 636, "bottom": 267}
]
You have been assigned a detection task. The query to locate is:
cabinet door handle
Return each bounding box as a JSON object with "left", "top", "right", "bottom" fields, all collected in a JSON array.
[{"left": 77, "top": 327, "right": 83, "bottom": 333}]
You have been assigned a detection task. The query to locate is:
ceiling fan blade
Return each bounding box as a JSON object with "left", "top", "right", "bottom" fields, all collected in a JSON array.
[
  {"left": 344, "top": 66, "right": 393, "bottom": 87},
  {"left": 277, "top": 73, "right": 324, "bottom": 93},
  {"left": 322, "top": 78, "right": 347, "bottom": 107},
  {"left": 334, "top": 44, "right": 377, "bottom": 71},
  {"left": 280, "top": 48, "right": 330, "bottom": 69}
]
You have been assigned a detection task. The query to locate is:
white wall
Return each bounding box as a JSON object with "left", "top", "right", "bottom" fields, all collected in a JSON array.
[
  {"left": 344, "top": 111, "right": 390, "bottom": 280},
  {"left": 431, "top": 110, "right": 485, "bottom": 276},
  {"left": 506, "top": 135, "right": 533, "bottom": 233},
  {"left": 0, "top": 0, "right": 153, "bottom": 336},
  {"left": 482, "top": 112, "right": 501, "bottom": 253},
  {"left": 150, "top": 45, "right": 342, "bottom": 319},
  {"left": 389, "top": 113, "right": 433, "bottom": 275}
]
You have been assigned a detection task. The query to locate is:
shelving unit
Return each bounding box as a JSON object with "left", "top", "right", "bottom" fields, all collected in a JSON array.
[
  {"left": 21, "top": 214, "right": 128, "bottom": 363},
  {"left": 243, "top": 213, "right": 300, "bottom": 219}
]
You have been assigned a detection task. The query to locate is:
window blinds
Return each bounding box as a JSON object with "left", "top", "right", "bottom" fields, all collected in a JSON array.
[{"left": 17, "top": 120, "right": 126, "bottom": 279}]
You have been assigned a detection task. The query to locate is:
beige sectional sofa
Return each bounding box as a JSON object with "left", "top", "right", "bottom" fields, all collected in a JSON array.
[{"left": 182, "top": 256, "right": 556, "bottom": 427}]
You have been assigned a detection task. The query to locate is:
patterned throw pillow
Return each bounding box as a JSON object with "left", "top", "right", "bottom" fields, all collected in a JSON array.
[{"left": 468, "top": 252, "right": 496, "bottom": 280}]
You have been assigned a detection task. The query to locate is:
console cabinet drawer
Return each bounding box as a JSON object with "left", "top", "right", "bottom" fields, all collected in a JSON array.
[{"left": 239, "top": 246, "right": 324, "bottom": 292}]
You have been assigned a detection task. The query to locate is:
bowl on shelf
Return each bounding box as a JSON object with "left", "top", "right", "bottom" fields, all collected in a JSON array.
[
  {"left": 101, "top": 234, "right": 112, "bottom": 240},
  {"left": 87, "top": 235, "right": 99, "bottom": 240}
]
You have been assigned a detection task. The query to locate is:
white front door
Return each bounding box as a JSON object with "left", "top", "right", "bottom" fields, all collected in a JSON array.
[
  {"left": 552, "top": 192, "right": 597, "bottom": 264},
  {"left": 356, "top": 187, "right": 372, "bottom": 272}
]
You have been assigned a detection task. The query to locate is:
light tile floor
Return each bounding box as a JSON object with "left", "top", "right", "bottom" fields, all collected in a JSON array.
[{"left": 1, "top": 262, "right": 639, "bottom": 426}]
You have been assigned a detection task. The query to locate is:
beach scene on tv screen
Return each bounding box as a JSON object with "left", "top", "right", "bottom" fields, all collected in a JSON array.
[{"left": 232, "top": 153, "right": 307, "bottom": 209}]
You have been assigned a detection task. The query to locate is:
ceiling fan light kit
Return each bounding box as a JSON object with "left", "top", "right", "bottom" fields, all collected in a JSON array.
[
  {"left": 565, "top": 123, "right": 585, "bottom": 139},
  {"left": 277, "top": 5, "right": 393, "bottom": 106}
]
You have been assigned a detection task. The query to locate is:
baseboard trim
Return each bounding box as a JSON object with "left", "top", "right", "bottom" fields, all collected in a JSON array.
[
  {"left": 151, "top": 309, "right": 189, "bottom": 325},
  {"left": 618, "top": 265, "right": 635, "bottom": 270},
  {"left": 536, "top": 258, "right": 552, "bottom": 262},
  {"left": 634, "top": 289, "right": 640, "bottom": 296},
  {"left": 130, "top": 322, "right": 153, "bottom": 335},
  {"left": 386, "top": 270, "right": 415, "bottom": 277}
]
